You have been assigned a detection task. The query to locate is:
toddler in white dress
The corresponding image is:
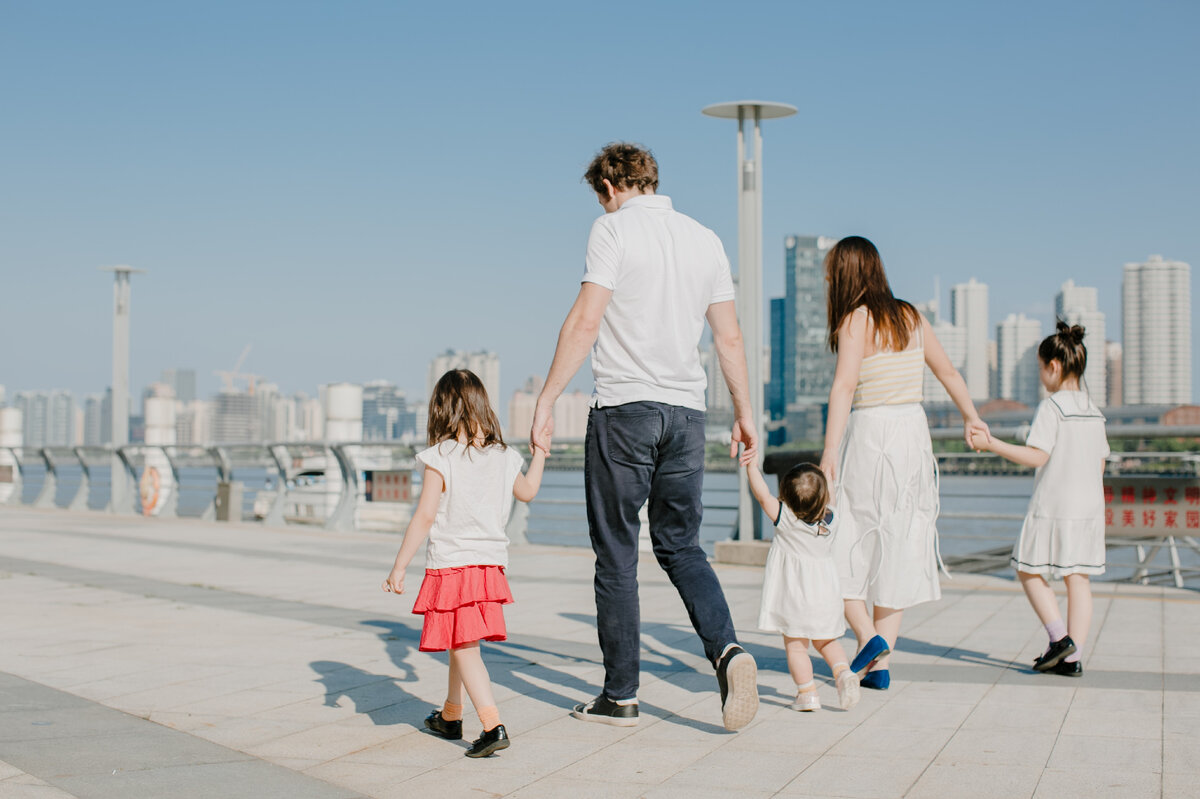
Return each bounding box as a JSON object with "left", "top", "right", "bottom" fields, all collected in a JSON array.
[{"left": 748, "top": 460, "right": 860, "bottom": 711}]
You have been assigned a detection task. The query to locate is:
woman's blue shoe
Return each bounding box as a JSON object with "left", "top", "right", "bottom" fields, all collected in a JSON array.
[
  {"left": 850, "top": 635, "right": 890, "bottom": 676},
  {"left": 861, "top": 669, "right": 890, "bottom": 690}
]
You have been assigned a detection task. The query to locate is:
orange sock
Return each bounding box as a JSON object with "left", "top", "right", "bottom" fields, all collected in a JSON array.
[
  {"left": 441, "top": 701, "right": 463, "bottom": 722},
  {"left": 477, "top": 705, "right": 502, "bottom": 732}
]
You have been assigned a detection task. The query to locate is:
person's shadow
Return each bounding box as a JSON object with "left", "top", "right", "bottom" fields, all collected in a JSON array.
[{"left": 307, "top": 618, "right": 424, "bottom": 725}]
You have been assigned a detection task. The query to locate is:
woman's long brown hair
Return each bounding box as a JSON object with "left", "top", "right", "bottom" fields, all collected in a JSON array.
[
  {"left": 426, "top": 369, "right": 505, "bottom": 450},
  {"left": 825, "top": 236, "right": 919, "bottom": 353}
]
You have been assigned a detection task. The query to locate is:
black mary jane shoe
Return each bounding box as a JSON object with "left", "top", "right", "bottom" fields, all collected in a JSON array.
[
  {"left": 1048, "top": 659, "right": 1083, "bottom": 677},
  {"left": 1032, "top": 636, "right": 1076, "bottom": 672},
  {"left": 424, "top": 709, "right": 463, "bottom": 740},
  {"left": 465, "top": 724, "right": 510, "bottom": 758}
]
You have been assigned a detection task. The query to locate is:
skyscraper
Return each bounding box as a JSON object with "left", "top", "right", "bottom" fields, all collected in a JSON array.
[
  {"left": 362, "top": 381, "right": 417, "bottom": 441},
  {"left": 782, "top": 236, "right": 837, "bottom": 440},
  {"left": 950, "top": 278, "right": 989, "bottom": 401},
  {"left": 161, "top": 368, "right": 196, "bottom": 403},
  {"left": 428, "top": 350, "right": 501, "bottom": 417},
  {"left": 14, "top": 390, "right": 75, "bottom": 448},
  {"left": 1123, "top": 255, "right": 1191, "bottom": 405},
  {"left": 1105, "top": 342, "right": 1123, "bottom": 407},
  {"left": 997, "top": 313, "right": 1042, "bottom": 407},
  {"left": 1055, "top": 280, "right": 1107, "bottom": 405},
  {"left": 922, "top": 321, "right": 966, "bottom": 404}
]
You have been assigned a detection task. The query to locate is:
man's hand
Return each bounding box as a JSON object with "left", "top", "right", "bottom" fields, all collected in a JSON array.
[
  {"left": 531, "top": 401, "right": 554, "bottom": 455},
  {"left": 730, "top": 416, "right": 758, "bottom": 466}
]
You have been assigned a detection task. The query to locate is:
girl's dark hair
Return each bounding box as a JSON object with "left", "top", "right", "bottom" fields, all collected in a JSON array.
[
  {"left": 1038, "top": 320, "right": 1088, "bottom": 382},
  {"left": 426, "top": 369, "right": 505, "bottom": 450},
  {"left": 778, "top": 463, "right": 830, "bottom": 525},
  {"left": 825, "top": 236, "right": 920, "bottom": 353}
]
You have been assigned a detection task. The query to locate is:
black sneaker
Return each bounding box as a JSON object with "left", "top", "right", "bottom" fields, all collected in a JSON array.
[
  {"left": 1033, "top": 636, "right": 1076, "bottom": 672},
  {"left": 570, "top": 695, "right": 639, "bottom": 727},
  {"left": 465, "top": 724, "right": 510, "bottom": 757},
  {"left": 423, "top": 709, "right": 463, "bottom": 740},
  {"left": 1048, "top": 659, "right": 1083, "bottom": 677},
  {"left": 715, "top": 645, "right": 759, "bottom": 731}
]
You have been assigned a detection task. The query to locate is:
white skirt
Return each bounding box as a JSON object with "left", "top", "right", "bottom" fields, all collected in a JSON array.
[
  {"left": 1011, "top": 515, "right": 1106, "bottom": 578},
  {"left": 833, "top": 403, "right": 943, "bottom": 609}
]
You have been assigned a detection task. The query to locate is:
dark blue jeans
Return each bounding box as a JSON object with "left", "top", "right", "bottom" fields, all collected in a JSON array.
[{"left": 585, "top": 401, "right": 738, "bottom": 700}]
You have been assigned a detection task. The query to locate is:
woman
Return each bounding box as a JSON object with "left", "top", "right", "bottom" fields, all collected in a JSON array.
[{"left": 819, "top": 236, "right": 989, "bottom": 689}]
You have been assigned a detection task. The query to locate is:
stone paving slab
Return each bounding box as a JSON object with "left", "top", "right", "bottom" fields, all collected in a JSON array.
[{"left": 1, "top": 506, "right": 1198, "bottom": 798}]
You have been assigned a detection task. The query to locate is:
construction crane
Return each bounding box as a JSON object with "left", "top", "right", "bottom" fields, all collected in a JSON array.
[{"left": 214, "top": 345, "right": 260, "bottom": 394}]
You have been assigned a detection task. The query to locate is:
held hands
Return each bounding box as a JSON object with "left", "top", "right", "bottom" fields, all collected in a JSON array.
[
  {"left": 530, "top": 401, "right": 554, "bottom": 455},
  {"left": 381, "top": 569, "right": 406, "bottom": 595},
  {"left": 965, "top": 418, "right": 992, "bottom": 452},
  {"left": 730, "top": 417, "right": 758, "bottom": 466}
]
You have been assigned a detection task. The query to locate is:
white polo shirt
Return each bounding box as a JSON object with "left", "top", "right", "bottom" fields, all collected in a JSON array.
[{"left": 582, "top": 194, "right": 735, "bottom": 411}]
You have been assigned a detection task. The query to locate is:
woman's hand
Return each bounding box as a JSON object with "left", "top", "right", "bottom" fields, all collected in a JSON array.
[{"left": 965, "top": 417, "right": 991, "bottom": 451}]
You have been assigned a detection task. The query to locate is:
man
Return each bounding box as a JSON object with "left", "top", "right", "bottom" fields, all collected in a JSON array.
[{"left": 531, "top": 142, "right": 760, "bottom": 732}]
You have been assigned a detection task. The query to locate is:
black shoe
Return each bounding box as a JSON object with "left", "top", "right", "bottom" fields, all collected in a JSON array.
[
  {"left": 715, "top": 645, "right": 759, "bottom": 731},
  {"left": 465, "top": 724, "right": 510, "bottom": 757},
  {"left": 1033, "top": 636, "right": 1077, "bottom": 672},
  {"left": 570, "top": 695, "right": 639, "bottom": 726},
  {"left": 423, "top": 709, "right": 462, "bottom": 740},
  {"left": 1048, "top": 659, "right": 1083, "bottom": 677}
]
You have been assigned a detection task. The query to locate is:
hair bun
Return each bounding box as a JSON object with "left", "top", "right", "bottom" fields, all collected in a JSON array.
[{"left": 1055, "top": 319, "right": 1085, "bottom": 343}]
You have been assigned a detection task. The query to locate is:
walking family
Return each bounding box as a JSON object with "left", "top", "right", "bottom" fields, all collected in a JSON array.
[{"left": 381, "top": 142, "right": 1109, "bottom": 756}]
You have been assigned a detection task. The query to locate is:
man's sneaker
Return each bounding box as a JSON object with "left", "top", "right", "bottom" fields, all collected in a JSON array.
[
  {"left": 1047, "top": 659, "right": 1083, "bottom": 677},
  {"left": 423, "top": 709, "right": 462, "bottom": 740},
  {"left": 836, "top": 670, "right": 861, "bottom": 710},
  {"left": 715, "top": 645, "right": 759, "bottom": 731},
  {"left": 570, "top": 695, "right": 639, "bottom": 727},
  {"left": 850, "top": 635, "right": 890, "bottom": 677},
  {"left": 1033, "top": 636, "right": 1076, "bottom": 672},
  {"left": 790, "top": 690, "right": 821, "bottom": 712}
]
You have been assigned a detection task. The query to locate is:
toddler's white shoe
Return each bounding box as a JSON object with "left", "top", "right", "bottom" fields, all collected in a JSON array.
[
  {"left": 836, "top": 670, "right": 861, "bottom": 710},
  {"left": 790, "top": 690, "right": 821, "bottom": 712}
]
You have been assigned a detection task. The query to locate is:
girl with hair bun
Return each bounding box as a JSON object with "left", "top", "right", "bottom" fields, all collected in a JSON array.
[{"left": 970, "top": 321, "right": 1110, "bottom": 677}]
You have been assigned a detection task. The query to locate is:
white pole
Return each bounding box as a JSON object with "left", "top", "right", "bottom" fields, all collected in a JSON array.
[{"left": 111, "top": 270, "right": 130, "bottom": 511}]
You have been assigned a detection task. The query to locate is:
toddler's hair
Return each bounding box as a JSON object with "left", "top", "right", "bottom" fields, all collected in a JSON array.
[
  {"left": 1038, "top": 319, "right": 1087, "bottom": 382},
  {"left": 583, "top": 142, "right": 659, "bottom": 195},
  {"left": 778, "top": 463, "right": 830, "bottom": 525},
  {"left": 427, "top": 369, "right": 505, "bottom": 449}
]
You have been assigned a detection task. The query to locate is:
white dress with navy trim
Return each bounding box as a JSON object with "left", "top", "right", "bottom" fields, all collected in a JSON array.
[
  {"left": 1011, "top": 390, "right": 1110, "bottom": 578},
  {"left": 758, "top": 506, "right": 846, "bottom": 640}
]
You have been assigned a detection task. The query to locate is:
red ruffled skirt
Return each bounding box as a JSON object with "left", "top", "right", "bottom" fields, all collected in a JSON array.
[{"left": 412, "top": 565, "right": 513, "bottom": 652}]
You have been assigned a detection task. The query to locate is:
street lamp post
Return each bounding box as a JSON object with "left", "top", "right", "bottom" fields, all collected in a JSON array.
[
  {"left": 703, "top": 100, "right": 796, "bottom": 541},
  {"left": 101, "top": 265, "right": 145, "bottom": 512}
]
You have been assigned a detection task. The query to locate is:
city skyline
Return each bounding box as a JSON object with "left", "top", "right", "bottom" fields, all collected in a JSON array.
[{"left": 2, "top": 3, "right": 1196, "bottom": 408}]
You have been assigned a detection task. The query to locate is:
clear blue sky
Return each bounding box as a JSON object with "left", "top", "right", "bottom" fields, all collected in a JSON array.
[{"left": 3, "top": 0, "right": 1197, "bottom": 411}]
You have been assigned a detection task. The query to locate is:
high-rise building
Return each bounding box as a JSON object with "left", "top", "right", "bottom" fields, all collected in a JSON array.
[
  {"left": 782, "top": 235, "right": 837, "bottom": 441},
  {"left": 362, "top": 381, "right": 417, "bottom": 441},
  {"left": 508, "top": 376, "right": 589, "bottom": 440},
  {"left": 175, "top": 400, "right": 213, "bottom": 445},
  {"left": 212, "top": 392, "right": 259, "bottom": 443},
  {"left": 161, "top": 368, "right": 196, "bottom": 403},
  {"left": 14, "top": 390, "right": 75, "bottom": 448},
  {"left": 950, "top": 278, "right": 989, "bottom": 401},
  {"left": 923, "top": 321, "right": 967, "bottom": 404},
  {"left": 1055, "top": 280, "right": 1107, "bottom": 405},
  {"left": 83, "top": 394, "right": 105, "bottom": 446},
  {"left": 1105, "top": 341, "right": 1123, "bottom": 408},
  {"left": 997, "top": 313, "right": 1042, "bottom": 406},
  {"left": 428, "top": 350, "right": 501, "bottom": 417},
  {"left": 1123, "top": 255, "right": 1191, "bottom": 405},
  {"left": 767, "top": 297, "right": 786, "bottom": 422}
]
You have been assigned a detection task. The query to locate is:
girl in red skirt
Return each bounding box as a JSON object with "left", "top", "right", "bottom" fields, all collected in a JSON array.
[{"left": 382, "top": 369, "right": 546, "bottom": 757}]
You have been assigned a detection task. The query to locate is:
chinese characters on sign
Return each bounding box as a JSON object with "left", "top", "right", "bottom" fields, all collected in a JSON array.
[
  {"left": 1104, "top": 477, "right": 1200, "bottom": 534},
  {"left": 364, "top": 470, "right": 412, "bottom": 503}
]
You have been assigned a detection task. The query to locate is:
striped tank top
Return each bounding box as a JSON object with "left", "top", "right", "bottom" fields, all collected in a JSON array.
[{"left": 852, "top": 308, "right": 925, "bottom": 409}]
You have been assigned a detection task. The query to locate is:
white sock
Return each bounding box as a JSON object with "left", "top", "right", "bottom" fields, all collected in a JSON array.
[{"left": 613, "top": 697, "right": 637, "bottom": 706}]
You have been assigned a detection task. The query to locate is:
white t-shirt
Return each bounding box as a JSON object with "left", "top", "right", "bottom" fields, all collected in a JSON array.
[
  {"left": 582, "top": 194, "right": 736, "bottom": 410},
  {"left": 1025, "top": 390, "right": 1110, "bottom": 520},
  {"left": 415, "top": 440, "right": 525, "bottom": 569}
]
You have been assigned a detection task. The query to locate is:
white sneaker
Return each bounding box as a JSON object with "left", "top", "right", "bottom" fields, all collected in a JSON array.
[
  {"left": 836, "top": 670, "right": 861, "bottom": 710},
  {"left": 790, "top": 690, "right": 821, "bottom": 712}
]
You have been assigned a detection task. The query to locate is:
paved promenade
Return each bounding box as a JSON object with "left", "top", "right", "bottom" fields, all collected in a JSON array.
[{"left": 0, "top": 507, "right": 1197, "bottom": 798}]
